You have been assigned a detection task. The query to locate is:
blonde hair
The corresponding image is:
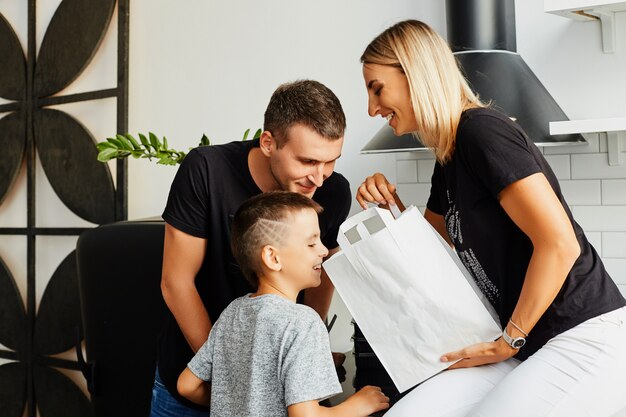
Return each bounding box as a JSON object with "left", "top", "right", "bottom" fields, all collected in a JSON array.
[{"left": 361, "top": 20, "right": 484, "bottom": 163}]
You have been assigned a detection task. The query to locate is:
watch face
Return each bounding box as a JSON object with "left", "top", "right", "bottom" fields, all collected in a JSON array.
[{"left": 512, "top": 338, "right": 526, "bottom": 349}]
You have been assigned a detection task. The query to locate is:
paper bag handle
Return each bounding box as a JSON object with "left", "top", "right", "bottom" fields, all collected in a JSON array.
[
  {"left": 336, "top": 208, "right": 397, "bottom": 281},
  {"left": 338, "top": 207, "right": 395, "bottom": 237}
]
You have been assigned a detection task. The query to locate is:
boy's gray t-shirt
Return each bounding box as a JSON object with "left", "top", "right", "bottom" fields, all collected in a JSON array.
[{"left": 187, "top": 294, "right": 342, "bottom": 416}]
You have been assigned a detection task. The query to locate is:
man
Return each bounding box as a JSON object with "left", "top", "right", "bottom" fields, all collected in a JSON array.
[{"left": 150, "top": 80, "right": 352, "bottom": 416}]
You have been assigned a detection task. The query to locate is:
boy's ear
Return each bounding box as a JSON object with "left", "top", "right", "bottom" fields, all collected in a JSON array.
[
  {"left": 261, "top": 245, "right": 281, "bottom": 271},
  {"left": 259, "top": 131, "right": 274, "bottom": 157}
]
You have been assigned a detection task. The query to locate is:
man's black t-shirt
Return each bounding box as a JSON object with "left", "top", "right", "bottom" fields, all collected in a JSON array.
[
  {"left": 158, "top": 139, "right": 351, "bottom": 407},
  {"left": 426, "top": 108, "right": 625, "bottom": 361}
]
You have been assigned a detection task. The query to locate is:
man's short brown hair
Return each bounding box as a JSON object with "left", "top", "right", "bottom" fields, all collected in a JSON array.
[
  {"left": 263, "top": 80, "right": 346, "bottom": 147},
  {"left": 231, "top": 191, "right": 323, "bottom": 289}
]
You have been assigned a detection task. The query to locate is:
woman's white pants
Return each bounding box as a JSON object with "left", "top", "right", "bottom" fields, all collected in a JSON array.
[{"left": 384, "top": 306, "right": 626, "bottom": 417}]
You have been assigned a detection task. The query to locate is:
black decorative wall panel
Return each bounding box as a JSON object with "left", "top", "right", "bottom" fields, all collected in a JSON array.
[{"left": 0, "top": 1, "right": 129, "bottom": 416}]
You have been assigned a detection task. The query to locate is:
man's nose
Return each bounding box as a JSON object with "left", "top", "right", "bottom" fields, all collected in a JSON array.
[{"left": 308, "top": 165, "right": 324, "bottom": 187}]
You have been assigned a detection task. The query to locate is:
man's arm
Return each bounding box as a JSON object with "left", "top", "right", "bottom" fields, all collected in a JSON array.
[
  {"left": 177, "top": 367, "right": 211, "bottom": 406},
  {"left": 161, "top": 223, "right": 211, "bottom": 352},
  {"left": 302, "top": 246, "right": 340, "bottom": 321}
]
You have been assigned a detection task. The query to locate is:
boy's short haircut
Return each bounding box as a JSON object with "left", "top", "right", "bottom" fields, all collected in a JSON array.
[
  {"left": 263, "top": 80, "right": 346, "bottom": 148},
  {"left": 231, "top": 191, "right": 323, "bottom": 288}
]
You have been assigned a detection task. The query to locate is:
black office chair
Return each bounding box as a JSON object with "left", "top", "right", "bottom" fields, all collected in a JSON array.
[{"left": 76, "top": 218, "right": 167, "bottom": 417}]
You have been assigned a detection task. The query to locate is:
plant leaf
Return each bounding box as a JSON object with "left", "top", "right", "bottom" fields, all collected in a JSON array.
[
  {"left": 97, "top": 147, "right": 118, "bottom": 162},
  {"left": 149, "top": 132, "right": 161, "bottom": 152},
  {"left": 199, "top": 134, "right": 210, "bottom": 146},
  {"left": 157, "top": 156, "right": 172, "bottom": 165},
  {"left": 116, "top": 134, "right": 134, "bottom": 151},
  {"left": 242, "top": 128, "right": 250, "bottom": 141},
  {"left": 138, "top": 133, "right": 150, "bottom": 148},
  {"left": 106, "top": 136, "right": 123, "bottom": 148},
  {"left": 253, "top": 128, "right": 262, "bottom": 139},
  {"left": 96, "top": 141, "right": 117, "bottom": 151},
  {"left": 126, "top": 133, "right": 141, "bottom": 150}
]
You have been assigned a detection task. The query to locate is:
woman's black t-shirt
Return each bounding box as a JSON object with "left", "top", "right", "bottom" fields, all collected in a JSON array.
[{"left": 426, "top": 107, "right": 625, "bottom": 360}]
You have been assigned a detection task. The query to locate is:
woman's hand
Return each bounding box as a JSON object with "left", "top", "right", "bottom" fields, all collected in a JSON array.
[
  {"left": 440, "top": 337, "right": 518, "bottom": 369},
  {"left": 356, "top": 173, "right": 405, "bottom": 210}
]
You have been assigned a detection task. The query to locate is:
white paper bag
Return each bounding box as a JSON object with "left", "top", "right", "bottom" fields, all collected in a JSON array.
[{"left": 323, "top": 206, "right": 502, "bottom": 392}]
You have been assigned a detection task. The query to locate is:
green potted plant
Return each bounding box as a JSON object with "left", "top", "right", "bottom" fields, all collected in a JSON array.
[{"left": 96, "top": 129, "right": 262, "bottom": 165}]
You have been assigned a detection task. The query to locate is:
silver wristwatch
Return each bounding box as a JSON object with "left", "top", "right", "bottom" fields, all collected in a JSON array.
[{"left": 502, "top": 327, "right": 526, "bottom": 349}]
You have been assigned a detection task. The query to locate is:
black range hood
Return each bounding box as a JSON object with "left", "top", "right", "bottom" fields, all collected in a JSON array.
[{"left": 361, "top": 0, "right": 585, "bottom": 154}]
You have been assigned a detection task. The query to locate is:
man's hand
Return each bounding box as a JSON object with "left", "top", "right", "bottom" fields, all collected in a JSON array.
[{"left": 440, "top": 337, "right": 518, "bottom": 370}]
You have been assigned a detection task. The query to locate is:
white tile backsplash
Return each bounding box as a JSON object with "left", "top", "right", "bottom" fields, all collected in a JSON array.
[
  {"left": 571, "top": 153, "right": 626, "bottom": 179},
  {"left": 602, "top": 180, "right": 626, "bottom": 205},
  {"left": 559, "top": 180, "right": 601, "bottom": 205},
  {"left": 396, "top": 183, "right": 432, "bottom": 206},
  {"left": 417, "top": 159, "right": 436, "bottom": 183},
  {"left": 572, "top": 206, "right": 626, "bottom": 232},
  {"left": 396, "top": 160, "right": 418, "bottom": 183},
  {"left": 544, "top": 154, "right": 571, "bottom": 180},
  {"left": 604, "top": 259, "right": 626, "bottom": 285},
  {"left": 602, "top": 233, "right": 626, "bottom": 258},
  {"left": 586, "top": 231, "right": 602, "bottom": 255}
]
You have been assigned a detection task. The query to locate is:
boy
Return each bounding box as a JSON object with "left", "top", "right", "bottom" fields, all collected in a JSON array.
[{"left": 177, "top": 191, "right": 390, "bottom": 416}]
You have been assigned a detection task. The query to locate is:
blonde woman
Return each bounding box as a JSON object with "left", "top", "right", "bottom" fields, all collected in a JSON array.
[{"left": 357, "top": 20, "right": 626, "bottom": 417}]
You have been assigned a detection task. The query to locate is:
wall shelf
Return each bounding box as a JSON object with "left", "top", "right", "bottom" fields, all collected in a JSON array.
[
  {"left": 550, "top": 117, "right": 626, "bottom": 165},
  {"left": 545, "top": 0, "right": 626, "bottom": 52}
]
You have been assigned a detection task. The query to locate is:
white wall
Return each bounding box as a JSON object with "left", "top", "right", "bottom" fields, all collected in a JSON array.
[{"left": 127, "top": 0, "right": 445, "bottom": 222}]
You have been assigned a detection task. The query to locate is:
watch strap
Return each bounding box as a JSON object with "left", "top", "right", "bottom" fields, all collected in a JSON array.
[{"left": 502, "top": 327, "right": 526, "bottom": 349}]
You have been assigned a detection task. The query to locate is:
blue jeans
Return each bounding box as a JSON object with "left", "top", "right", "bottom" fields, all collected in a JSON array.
[{"left": 150, "top": 367, "right": 210, "bottom": 417}]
